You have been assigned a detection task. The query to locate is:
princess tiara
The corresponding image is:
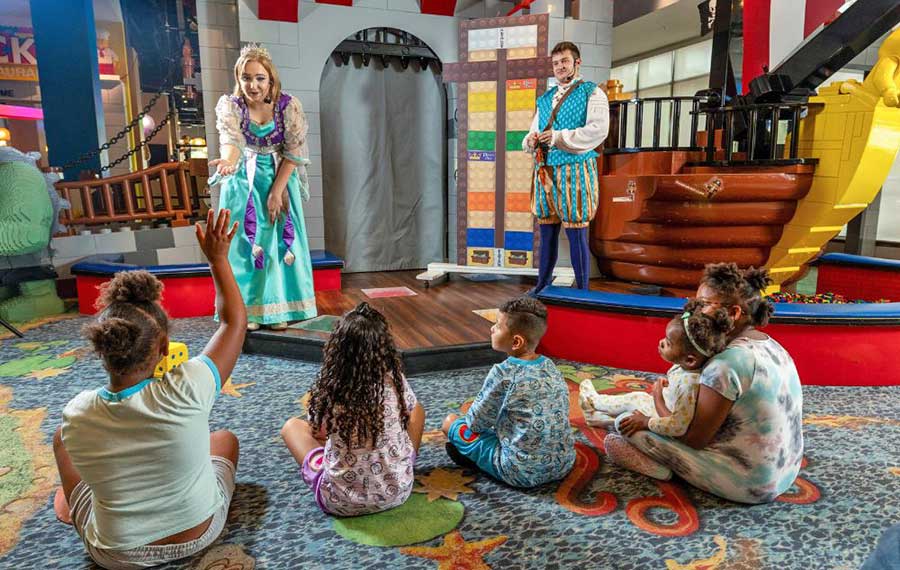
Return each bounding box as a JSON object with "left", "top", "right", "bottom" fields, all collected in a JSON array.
[{"left": 240, "top": 43, "right": 271, "bottom": 60}]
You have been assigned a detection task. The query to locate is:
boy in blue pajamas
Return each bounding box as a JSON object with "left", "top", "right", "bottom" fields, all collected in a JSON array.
[{"left": 441, "top": 297, "right": 575, "bottom": 487}]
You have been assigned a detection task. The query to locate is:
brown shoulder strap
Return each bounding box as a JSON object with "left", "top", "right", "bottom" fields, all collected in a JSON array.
[{"left": 542, "top": 79, "right": 583, "bottom": 133}]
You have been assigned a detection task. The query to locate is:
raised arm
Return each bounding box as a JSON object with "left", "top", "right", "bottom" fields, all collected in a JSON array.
[{"left": 196, "top": 209, "right": 247, "bottom": 381}]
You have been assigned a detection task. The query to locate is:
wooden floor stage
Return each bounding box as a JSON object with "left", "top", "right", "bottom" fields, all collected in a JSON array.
[{"left": 243, "top": 270, "right": 689, "bottom": 373}]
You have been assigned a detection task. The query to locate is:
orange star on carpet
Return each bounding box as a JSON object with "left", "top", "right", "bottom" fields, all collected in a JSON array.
[
  {"left": 413, "top": 468, "right": 476, "bottom": 502},
  {"left": 220, "top": 377, "right": 255, "bottom": 398},
  {"left": 25, "top": 367, "right": 70, "bottom": 380},
  {"left": 400, "top": 530, "right": 507, "bottom": 570}
]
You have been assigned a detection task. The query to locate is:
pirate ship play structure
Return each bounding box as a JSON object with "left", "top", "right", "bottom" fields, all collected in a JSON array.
[
  {"left": 592, "top": 0, "right": 900, "bottom": 290},
  {"left": 538, "top": 0, "right": 900, "bottom": 385}
]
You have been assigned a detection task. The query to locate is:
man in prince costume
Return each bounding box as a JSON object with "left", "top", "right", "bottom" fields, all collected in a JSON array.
[
  {"left": 524, "top": 42, "right": 609, "bottom": 294},
  {"left": 212, "top": 44, "right": 317, "bottom": 329}
]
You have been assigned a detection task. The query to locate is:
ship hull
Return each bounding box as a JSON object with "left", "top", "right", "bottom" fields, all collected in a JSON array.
[{"left": 590, "top": 151, "right": 816, "bottom": 289}]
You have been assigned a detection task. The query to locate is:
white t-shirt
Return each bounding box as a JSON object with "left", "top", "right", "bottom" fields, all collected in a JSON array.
[{"left": 61, "top": 356, "right": 222, "bottom": 550}]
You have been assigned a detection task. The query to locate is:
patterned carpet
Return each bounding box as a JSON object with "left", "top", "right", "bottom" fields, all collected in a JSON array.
[{"left": 1, "top": 316, "right": 899, "bottom": 569}]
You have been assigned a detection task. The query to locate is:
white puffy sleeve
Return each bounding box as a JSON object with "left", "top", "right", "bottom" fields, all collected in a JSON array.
[
  {"left": 282, "top": 95, "right": 310, "bottom": 167},
  {"left": 214, "top": 94, "right": 245, "bottom": 152},
  {"left": 522, "top": 111, "right": 540, "bottom": 153},
  {"left": 551, "top": 86, "right": 609, "bottom": 154}
]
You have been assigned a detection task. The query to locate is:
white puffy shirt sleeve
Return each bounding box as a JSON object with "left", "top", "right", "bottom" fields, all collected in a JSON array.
[
  {"left": 282, "top": 95, "right": 310, "bottom": 167},
  {"left": 214, "top": 94, "right": 245, "bottom": 153},
  {"left": 551, "top": 86, "right": 609, "bottom": 154},
  {"left": 522, "top": 111, "right": 541, "bottom": 153}
]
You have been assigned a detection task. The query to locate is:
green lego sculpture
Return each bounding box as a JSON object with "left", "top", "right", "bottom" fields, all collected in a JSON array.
[{"left": 0, "top": 147, "right": 69, "bottom": 325}]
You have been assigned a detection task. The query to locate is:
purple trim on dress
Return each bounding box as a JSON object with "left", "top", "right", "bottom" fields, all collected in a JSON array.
[
  {"left": 283, "top": 210, "right": 295, "bottom": 251},
  {"left": 244, "top": 194, "right": 264, "bottom": 270},
  {"left": 231, "top": 93, "right": 291, "bottom": 148}
]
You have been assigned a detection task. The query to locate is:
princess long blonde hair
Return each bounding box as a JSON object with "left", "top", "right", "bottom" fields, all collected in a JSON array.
[{"left": 232, "top": 43, "right": 282, "bottom": 103}]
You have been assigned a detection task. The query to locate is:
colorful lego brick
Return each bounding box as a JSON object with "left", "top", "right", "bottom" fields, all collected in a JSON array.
[
  {"left": 468, "top": 111, "right": 497, "bottom": 131},
  {"left": 469, "top": 92, "right": 497, "bottom": 113},
  {"left": 154, "top": 342, "right": 189, "bottom": 378},
  {"left": 504, "top": 250, "right": 532, "bottom": 268},
  {"left": 467, "top": 131, "right": 496, "bottom": 151},
  {"left": 468, "top": 49, "right": 497, "bottom": 62},
  {"left": 469, "top": 81, "right": 497, "bottom": 93},
  {"left": 505, "top": 211, "right": 534, "bottom": 231},
  {"left": 467, "top": 247, "right": 495, "bottom": 267},
  {"left": 506, "top": 131, "right": 529, "bottom": 151},
  {"left": 506, "top": 90, "right": 536, "bottom": 112},
  {"left": 467, "top": 192, "right": 496, "bottom": 211},
  {"left": 507, "top": 110, "right": 534, "bottom": 132},
  {"left": 467, "top": 228, "right": 495, "bottom": 248},
  {"left": 508, "top": 47, "right": 537, "bottom": 60},
  {"left": 505, "top": 192, "right": 532, "bottom": 213},
  {"left": 468, "top": 210, "right": 495, "bottom": 229},
  {"left": 504, "top": 231, "right": 534, "bottom": 251}
]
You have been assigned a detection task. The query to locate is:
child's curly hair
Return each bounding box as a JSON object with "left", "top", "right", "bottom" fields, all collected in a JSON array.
[
  {"left": 307, "top": 302, "right": 408, "bottom": 447},
  {"left": 680, "top": 299, "right": 734, "bottom": 358},
  {"left": 701, "top": 263, "right": 775, "bottom": 327},
  {"left": 82, "top": 271, "right": 169, "bottom": 376}
]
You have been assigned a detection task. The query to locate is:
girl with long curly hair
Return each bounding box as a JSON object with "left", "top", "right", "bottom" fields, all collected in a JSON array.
[{"left": 281, "top": 302, "right": 425, "bottom": 516}]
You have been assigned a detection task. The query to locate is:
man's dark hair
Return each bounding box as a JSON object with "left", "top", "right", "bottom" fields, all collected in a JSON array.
[
  {"left": 500, "top": 296, "right": 549, "bottom": 349},
  {"left": 551, "top": 41, "right": 581, "bottom": 61}
]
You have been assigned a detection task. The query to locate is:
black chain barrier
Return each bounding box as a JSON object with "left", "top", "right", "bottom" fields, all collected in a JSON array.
[{"left": 59, "top": 65, "right": 180, "bottom": 174}]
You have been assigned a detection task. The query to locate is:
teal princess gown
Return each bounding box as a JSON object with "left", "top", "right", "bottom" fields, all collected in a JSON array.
[{"left": 215, "top": 93, "right": 317, "bottom": 324}]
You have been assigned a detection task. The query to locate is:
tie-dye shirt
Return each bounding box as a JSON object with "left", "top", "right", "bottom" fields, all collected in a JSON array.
[
  {"left": 316, "top": 376, "right": 417, "bottom": 516},
  {"left": 465, "top": 355, "right": 576, "bottom": 487},
  {"left": 630, "top": 335, "right": 804, "bottom": 504}
]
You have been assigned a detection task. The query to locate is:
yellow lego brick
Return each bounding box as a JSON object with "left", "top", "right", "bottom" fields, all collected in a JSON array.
[
  {"left": 154, "top": 342, "right": 189, "bottom": 378},
  {"left": 506, "top": 90, "right": 536, "bottom": 112},
  {"left": 468, "top": 49, "right": 497, "bottom": 62},
  {"left": 507, "top": 47, "right": 537, "bottom": 60},
  {"left": 504, "top": 250, "right": 533, "bottom": 268},
  {"left": 467, "top": 247, "right": 494, "bottom": 266},
  {"left": 469, "top": 92, "right": 497, "bottom": 113}
]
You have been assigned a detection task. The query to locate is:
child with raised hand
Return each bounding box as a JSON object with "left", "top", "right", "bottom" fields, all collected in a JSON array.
[
  {"left": 280, "top": 302, "right": 426, "bottom": 516},
  {"left": 53, "top": 209, "right": 247, "bottom": 569},
  {"left": 441, "top": 296, "right": 575, "bottom": 488},
  {"left": 579, "top": 302, "right": 732, "bottom": 440}
]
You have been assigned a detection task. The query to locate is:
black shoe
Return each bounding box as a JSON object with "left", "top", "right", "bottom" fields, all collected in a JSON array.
[
  {"left": 525, "top": 286, "right": 544, "bottom": 298},
  {"left": 445, "top": 442, "right": 478, "bottom": 471}
]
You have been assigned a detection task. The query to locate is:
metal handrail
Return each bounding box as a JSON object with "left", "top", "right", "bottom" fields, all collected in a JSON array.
[{"left": 607, "top": 95, "right": 811, "bottom": 165}]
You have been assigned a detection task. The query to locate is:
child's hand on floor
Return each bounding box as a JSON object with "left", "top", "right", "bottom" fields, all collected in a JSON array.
[
  {"left": 618, "top": 411, "right": 650, "bottom": 436},
  {"left": 196, "top": 209, "right": 239, "bottom": 264}
]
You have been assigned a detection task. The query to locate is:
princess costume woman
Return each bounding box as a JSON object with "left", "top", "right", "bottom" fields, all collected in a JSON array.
[{"left": 212, "top": 45, "right": 317, "bottom": 329}]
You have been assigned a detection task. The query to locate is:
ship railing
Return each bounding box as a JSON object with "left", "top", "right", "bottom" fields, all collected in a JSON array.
[
  {"left": 54, "top": 161, "right": 205, "bottom": 234},
  {"left": 607, "top": 96, "right": 814, "bottom": 166}
]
